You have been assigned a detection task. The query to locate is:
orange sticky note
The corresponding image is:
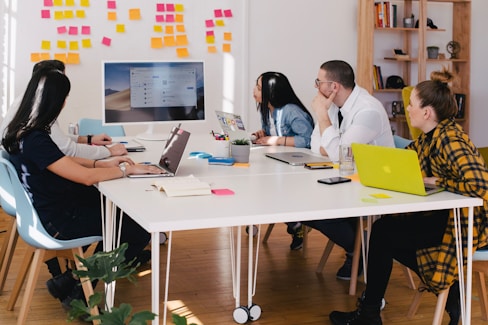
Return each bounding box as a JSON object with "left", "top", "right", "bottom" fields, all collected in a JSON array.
[
  {"left": 176, "top": 35, "right": 188, "bottom": 46},
  {"left": 222, "top": 43, "right": 231, "bottom": 53},
  {"left": 54, "top": 53, "right": 67, "bottom": 62},
  {"left": 165, "top": 25, "right": 174, "bottom": 34},
  {"left": 31, "top": 53, "right": 41, "bottom": 62},
  {"left": 207, "top": 46, "right": 217, "bottom": 53},
  {"left": 129, "top": 8, "right": 141, "bottom": 20},
  {"left": 163, "top": 36, "right": 176, "bottom": 46},
  {"left": 107, "top": 12, "right": 117, "bottom": 21},
  {"left": 223, "top": 32, "right": 232, "bottom": 41},
  {"left": 176, "top": 24, "right": 185, "bottom": 33},
  {"left": 176, "top": 48, "right": 189, "bottom": 58},
  {"left": 67, "top": 52, "right": 80, "bottom": 64},
  {"left": 40, "top": 53, "right": 51, "bottom": 60},
  {"left": 151, "top": 38, "right": 163, "bottom": 49},
  {"left": 175, "top": 14, "right": 184, "bottom": 23}
]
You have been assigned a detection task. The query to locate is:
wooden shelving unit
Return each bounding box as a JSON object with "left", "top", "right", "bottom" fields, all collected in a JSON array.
[{"left": 357, "top": 0, "right": 471, "bottom": 138}]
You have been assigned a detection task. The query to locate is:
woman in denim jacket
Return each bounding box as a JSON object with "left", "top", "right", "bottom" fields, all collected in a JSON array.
[{"left": 252, "top": 72, "right": 314, "bottom": 148}]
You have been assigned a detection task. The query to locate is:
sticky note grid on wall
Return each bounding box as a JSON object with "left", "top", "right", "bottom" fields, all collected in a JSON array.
[{"left": 32, "top": 0, "right": 235, "bottom": 64}]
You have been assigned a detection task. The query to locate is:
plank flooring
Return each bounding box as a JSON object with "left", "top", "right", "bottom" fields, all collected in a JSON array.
[{"left": 0, "top": 210, "right": 486, "bottom": 324}]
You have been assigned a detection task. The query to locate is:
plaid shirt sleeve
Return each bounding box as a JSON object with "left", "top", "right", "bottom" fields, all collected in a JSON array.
[{"left": 408, "top": 120, "right": 488, "bottom": 293}]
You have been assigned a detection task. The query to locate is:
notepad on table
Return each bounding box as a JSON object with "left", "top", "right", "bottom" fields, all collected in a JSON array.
[{"left": 153, "top": 176, "right": 211, "bottom": 197}]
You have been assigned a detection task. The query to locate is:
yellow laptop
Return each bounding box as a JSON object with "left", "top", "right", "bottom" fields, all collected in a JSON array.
[{"left": 352, "top": 143, "right": 444, "bottom": 196}]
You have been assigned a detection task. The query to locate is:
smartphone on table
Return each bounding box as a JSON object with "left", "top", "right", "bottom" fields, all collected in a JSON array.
[{"left": 317, "top": 177, "right": 352, "bottom": 185}]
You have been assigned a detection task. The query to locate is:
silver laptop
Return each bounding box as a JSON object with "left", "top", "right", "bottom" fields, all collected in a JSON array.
[
  {"left": 215, "top": 110, "right": 252, "bottom": 142},
  {"left": 265, "top": 152, "right": 331, "bottom": 166},
  {"left": 128, "top": 126, "right": 190, "bottom": 178}
]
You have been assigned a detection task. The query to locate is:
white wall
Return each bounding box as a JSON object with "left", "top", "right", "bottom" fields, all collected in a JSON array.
[{"left": 6, "top": 0, "right": 488, "bottom": 146}]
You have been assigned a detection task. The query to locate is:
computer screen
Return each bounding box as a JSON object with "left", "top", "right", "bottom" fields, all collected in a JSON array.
[{"left": 102, "top": 60, "right": 205, "bottom": 140}]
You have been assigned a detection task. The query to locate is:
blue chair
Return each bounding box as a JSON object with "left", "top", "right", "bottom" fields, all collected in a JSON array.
[
  {"left": 0, "top": 151, "right": 101, "bottom": 324},
  {"left": 393, "top": 135, "right": 412, "bottom": 149},
  {"left": 78, "top": 118, "right": 125, "bottom": 137}
]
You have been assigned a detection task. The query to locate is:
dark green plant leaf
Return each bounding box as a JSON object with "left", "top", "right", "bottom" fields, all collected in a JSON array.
[{"left": 128, "top": 310, "right": 157, "bottom": 325}]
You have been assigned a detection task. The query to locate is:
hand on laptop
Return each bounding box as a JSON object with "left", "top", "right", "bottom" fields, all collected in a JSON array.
[
  {"left": 107, "top": 143, "right": 129, "bottom": 156},
  {"left": 423, "top": 176, "right": 438, "bottom": 185}
]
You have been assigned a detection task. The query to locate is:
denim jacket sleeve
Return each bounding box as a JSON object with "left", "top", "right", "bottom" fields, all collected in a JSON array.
[{"left": 275, "top": 104, "right": 314, "bottom": 148}]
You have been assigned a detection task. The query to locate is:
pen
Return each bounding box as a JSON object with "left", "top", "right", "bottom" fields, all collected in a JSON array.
[{"left": 139, "top": 162, "right": 151, "bottom": 165}]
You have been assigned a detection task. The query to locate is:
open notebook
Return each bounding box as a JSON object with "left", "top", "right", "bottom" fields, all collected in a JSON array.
[
  {"left": 352, "top": 143, "right": 444, "bottom": 196},
  {"left": 128, "top": 126, "right": 190, "bottom": 178}
]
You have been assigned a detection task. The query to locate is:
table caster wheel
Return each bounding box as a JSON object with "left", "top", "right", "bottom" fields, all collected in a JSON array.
[
  {"left": 233, "top": 306, "right": 249, "bottom": 324},
  {"left": 245, "top": 225, "right": 258, "bottom": 237},
  {"left": 380, "top": 298, "right": 386, "bottom": 310},
  {"left": 159, "top": 232, "right": 168, "bottom": 245},
  {"left": 248, "top": 304, "right": 262, "bottom": 321}
]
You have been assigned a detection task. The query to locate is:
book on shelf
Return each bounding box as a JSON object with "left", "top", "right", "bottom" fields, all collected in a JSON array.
[
  {"left": 153, "top": 175, "right": 212, "bottom": 197},
  {"left": 373, "top": 65, "right": 384, "bottom": 90},
  {"left": 374, "top": 2, "right": 397, "bottom": 28}
]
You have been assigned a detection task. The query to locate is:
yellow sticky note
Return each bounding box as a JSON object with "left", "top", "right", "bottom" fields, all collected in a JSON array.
[
  {"left": 165, "top": 25, "right": 174, "bottom": 34},
  {"left": 67, "top": 52, "right": 80, "bottom": 64},
  {"left": 223, "top": 32, "right": 232, "bottom": 41},
  {"left": 361, "top": 197, "right": 378, "bottom": 204},
  {"left": 176, "top": 24, "right": 185, "bottom": 33},
  {"left": 80, "top": 0, "right": 90, "bottom": 7},
  {"left": 53, "top": 0, "right": 62, "bottom": 6},
  {"left": 57, "top": 40, "right": 67, "bottom": 49},
  {"left": 116, "top": 24, "right": 125, "bottom": 33},
  {"left": 176, "top": 48, "right": 189, "bottom": 58},
  {"left": 222, "top": 43, "right": 231, "bottom": 53},
  {"left": 370, "top": 193, "right": 392, "bottom": 199},
  {"left": 81, "top": 39, "right": 91, "bottom": 48},
  {"left": 206, "top": 35, "right": 215, "bottom": 44},
  {"left": 153, "top": 25, "right": 163, "bottom": 33},
  {"left": 175, "top": 4, "right": 184, "bottom": 12},
  {"left": 41, "top": 40, "right": 51, "bottom": 50},
  {"left": 151, "top": 38, "right": 163, "bottom": 49},
  {"left": 107, "top": 12, "right": 117, "bottom": 21},
  {"left": 163, "top": 36, "right": 176, "bottom": 47},
  {"left": 66, "top": 0, "right": 75, "bottom": 6},
  {"left": 69, "top": 41, "right": 79, "bottom": 51},
  {"left": 175, "top": 35, "right": 188, "bottom": 46},
  {"left": 207, "top": 46, "right": 217, "bottom": 53},
  {"left": 76, "top": 10, "right": 86, "bottom": 18},
  {"left": 54, "top": 11, "right": 64, "bottom": 20},
  {"left": 64, "top": 10, "right": 74, "bottom": 19},
  {"left": 215, "top": 19, "right": 225, "bottom": 27},
  {"left": 129, "top": 8, "right": 141, "bottom": 20},
  {"left": 233, "top": 163, "right": 250, "bottom": 168}
]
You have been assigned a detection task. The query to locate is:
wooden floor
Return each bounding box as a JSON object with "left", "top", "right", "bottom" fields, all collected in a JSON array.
[{"left": 0, "top": 210, "right": 486, "bottom": 325}]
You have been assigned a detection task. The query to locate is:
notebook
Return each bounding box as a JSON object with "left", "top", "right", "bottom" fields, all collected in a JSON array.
[
  {"left": 128, "top": 126, "right": 190, "bottom": 178},
  {"left": 121, "top": 139, "right": 146, "bottom": 152},
  {"left": 352, "top": 143, "right": 444, "bottom": 196},
  {"left": 265, "top": 152, "right": 331, "bottom": 166}
]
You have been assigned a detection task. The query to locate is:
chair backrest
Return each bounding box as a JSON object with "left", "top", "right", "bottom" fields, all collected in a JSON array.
[
  {"left": 0, "top": 150, "right": 16, "bottom": 217},
  {"left": 402, "top": 86, "right": 422, "bottom": 140},
  {"left": 393, "top": 135, "right": 412, "bottom": 149},
  {"left": 0, "top": 154, "right": 101, "bottom": 250},
  {"left": 78, "top": 118, "right": 125, "bottom": 137},
  {"left": 478, "top": 147, "right": 488, "bottom": 163}
]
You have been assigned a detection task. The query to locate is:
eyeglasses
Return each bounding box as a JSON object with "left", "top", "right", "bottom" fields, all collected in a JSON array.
[{"left": 315, "top": 79, "right": 334, "bottom": 87}]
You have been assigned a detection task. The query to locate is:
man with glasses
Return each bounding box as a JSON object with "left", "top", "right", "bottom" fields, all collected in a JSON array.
[{"left": 304, "top": 60, "right": 394, "bottom": 281}]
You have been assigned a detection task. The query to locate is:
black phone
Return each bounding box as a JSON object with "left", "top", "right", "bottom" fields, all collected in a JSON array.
[
  {"left": 304, "top": 164, "right": 333, "bottom": 170},
  {"left": 317, "top": 177, "right": 352, "bottom": 185}
]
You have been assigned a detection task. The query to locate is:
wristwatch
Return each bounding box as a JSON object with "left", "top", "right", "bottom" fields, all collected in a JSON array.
[
  {"left": 87, "top": 134, "right": 93, "bottom": 145},
  {"left": 119, "top": 163, "right": 126, "bottom": 178}
]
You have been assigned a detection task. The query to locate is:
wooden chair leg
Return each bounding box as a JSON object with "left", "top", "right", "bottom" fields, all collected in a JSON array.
[
  {"left": 474, "top": 270, "right": 488, "bottom": 320},
  {"left": 72, "top": 247, "right": 100, "bottom": 323},
  {"left": 0, "top": 218, "right": 18, "bottom": 293},
  {"left": 262, "top": 224, "right": 274, "bottom": 244},
  {"left": 402, "top": 265, "right": 418, "bottom": 290},
  {"left": 407, "top": 287, "right": 424, "bottom": 319},
  {"left": 407, "top": 286, "right": 448, "bottom": 325},
  {"left": 316, "top": 240, "right": 335, "bottom": 273},
  {"left": 7, "top": 245, "right": 35, "bottom": 311},
  {"left": 16, "top": 248, "right": 46, "bottom": 325}
]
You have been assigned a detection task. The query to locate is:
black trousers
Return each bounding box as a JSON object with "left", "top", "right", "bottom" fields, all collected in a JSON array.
[
  {"left": 303, "top": 217, "right": 358, "bottom": 254},
  {"left": 363, "top": 209, "right": 449, "bottom": 305},
  {"left": 43, "top": 186, "right": 150, "bottom": 263}
]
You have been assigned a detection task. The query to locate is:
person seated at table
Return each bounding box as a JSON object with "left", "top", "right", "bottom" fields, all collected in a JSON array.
[
  {"left": 0, "top": 59, "right": 128, "bottom": 160},
  {"left": 251, "top": 71, "right": 315, "bottom": 250},
  {"left": 303, "top": 60, "right": 395, "bottom": 280},
  {"left": 1, "top": 70, "right": 165, "bottom": 310},
  {"left": 329, "top": 67, "right": 488, "bottom": 325}
]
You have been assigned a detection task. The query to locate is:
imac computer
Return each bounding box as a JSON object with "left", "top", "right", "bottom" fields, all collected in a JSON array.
[{"left": 102, "top": 60, "right": 205, "bottom": 140}]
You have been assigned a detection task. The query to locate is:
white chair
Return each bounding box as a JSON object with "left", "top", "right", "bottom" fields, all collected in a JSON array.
[
  {"left": 78, "top": 118, "right": 125, "bottom": 137},
  {"left": 0, "top": 151, "right": 102, "bottom": 325}
]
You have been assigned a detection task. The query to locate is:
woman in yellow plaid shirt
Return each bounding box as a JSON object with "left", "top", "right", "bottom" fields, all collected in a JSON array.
[{"left": 330, "top": 67, "right": 488, "bottom": 325}]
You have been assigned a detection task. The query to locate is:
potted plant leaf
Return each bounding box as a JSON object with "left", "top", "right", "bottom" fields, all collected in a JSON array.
[
  {"left": 67, "top": 243, "right": 156, "bottom": 324},
  {"left": 230, "top": 138, "right": 251, "bottom": 163}
]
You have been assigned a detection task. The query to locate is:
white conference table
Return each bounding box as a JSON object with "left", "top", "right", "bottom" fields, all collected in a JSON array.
[{"left": 99, "top": 136, "right": 482, "bottom": 325}]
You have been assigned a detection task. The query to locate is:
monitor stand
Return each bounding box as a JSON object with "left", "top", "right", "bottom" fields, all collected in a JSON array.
[{"left": 136, "top": 124, "right": 167, "bottom": 141}]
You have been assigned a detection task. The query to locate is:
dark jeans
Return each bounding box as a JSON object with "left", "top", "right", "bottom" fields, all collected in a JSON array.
[
  {"left": 302, "top": 217, "right": 358, "bottom": 254},
  {"left": 43, "top": 186, "right": 150, "bottom": 263},
  {"left": 363, "top": 209, "right": 449, "bottom": 306}
]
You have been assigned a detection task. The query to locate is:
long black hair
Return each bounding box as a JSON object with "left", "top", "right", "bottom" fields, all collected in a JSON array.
[
  {"left": 2, "top": 70, "right": 71, "bottom": 153},
  {"left": 256, "top": 72, "right": 312, "bottom": 127}
]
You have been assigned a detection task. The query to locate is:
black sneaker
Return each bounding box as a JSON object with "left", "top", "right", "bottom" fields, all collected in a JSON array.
[
  {"left": 445, "top": 281, "right": 460, "bottom": 325},
  {"left": 61, "top": 283, "right": 86, "bottom": 311},
  {"left": 288, "top": 224, "right": 304, "bottom": 250},
  {"left": 336, "top": 253, "right": 363, "bottom": 281},
  {"left": 46, "top": 269, "right": 77, "bottom": 301}
]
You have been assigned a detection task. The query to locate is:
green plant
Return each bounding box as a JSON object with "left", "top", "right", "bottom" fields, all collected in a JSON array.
[
  {"left": 67, "top": 243, "right": 156, "bottom": 325},
  {"left": 172, "top": 314, "right": 197, "bottom": 325},
  {"left": 231, "top": 138, "right": 250, "bottom": 145}
]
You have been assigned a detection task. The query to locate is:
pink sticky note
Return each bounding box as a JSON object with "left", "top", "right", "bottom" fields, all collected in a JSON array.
[
  {"left": 44, "top": 0, "right": 54, "bottom": 6},
  {"left": 107, "top": 1, "right": 116, "bottom": 9},
  {"left": 206, "top": 30, "right": 214, "bottom": 37},
  {"left": 211, "top": 189, "right": 235, "bottom": 196},
  {"left": 68, "top": 26, "right": 78, "bottom": 35},
  {"left": 41, "top": 10, "right": 51, "bottom": 19},
  {"left": 57, "top": 26, "right": 67, "bottom": 34},
  {"left": 224, "top": 9, "right": 233, "bottom": 18},
  {"left": 165, "top": 14, "right": 174, "bottom": 23},
  {"left": 155, "top": 15, "right": 164, "bottom": 22},
  {"left": 156, "top": 3, "right": 165, "bottom": 12},
  {"left": 166, "top": 4, "right": 175, "bottom": 12},
  {"left": 214, "top": 9, "right": 223, "bottom": 18},
  {"left": 102, "top": 37, "right": 111, "bottom": 46},
  {"left": 205, "top": 19, "right": 214, "bottom": 28},
  {"left": 81, "top": 26, "right": 90, "bottom": 35}
]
